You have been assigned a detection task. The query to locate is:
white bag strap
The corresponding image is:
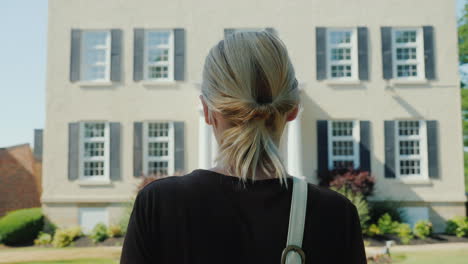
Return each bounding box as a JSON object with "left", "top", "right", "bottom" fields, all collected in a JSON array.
[{"left": 281, "top": 176, "right": 308, "bottom": 264}]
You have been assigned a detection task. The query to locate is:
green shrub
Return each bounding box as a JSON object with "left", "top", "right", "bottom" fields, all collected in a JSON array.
[
  {"left": 377, "top": 213, "right": 400, "bottom": 235},
  {"left": 396, "top": 223, "right": 413, "bottom": 244},
  {"left": 42, "top": 216, "right": 57, "bottom": 235},
  {"left": 51, "top": 226, "right": 82, "bottom": 248},
  {"left": 365, "top": 224, "right": 382, "bottom": 237},
  {"left": 119, "top": 199, "right": 135, "bottom": 234},
  {"left": 413, "top": 220, "right": 432, "bottom": 239},
  {"left": 107, "top": 224, "right": 123, "bottom": 238},
  {"left": 445, "top": 217, "right": 468, "bottom": 237},
  {"left": 34, "top": 231, "right": 52, "bottom": 246},
  {"left": 0, "top": 208, "right": 44, "bottom": 245},
  {"left": 90, "top": 223, "right": 108, "bottom": 243},
  {"left": 331, "top": 186, "right": 370, "bottom": 230},
  {"left": 369, "top": 201, "right": 404, "bottom": 223}
]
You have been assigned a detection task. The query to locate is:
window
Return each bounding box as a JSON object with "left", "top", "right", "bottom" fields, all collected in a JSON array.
[
  {"left": 327, "top": 29, "right": 358, "bottom": 80},
  {"left": 143, "top": 122, "right": 175, "bottom": 176},
  {"left": 144, "top": 30, "right": 174, "bottom": 81},
  {"left": 327, "top": 120, "right": 360, "bottom": 169},
  {"left": 392, "top": 28, "right": 425, "bottom": 80},
  {"left": 395, "top": 120, "right": 428, "bottom": 178},
  {"left": 79, "top": 207, "right": 108, "bottom": 234},
  {"left": 79, "top": 122, "right": 109, "bottom": 180},
  {"left": 81, "top": 31, "right": 111, "bottom": 82}
]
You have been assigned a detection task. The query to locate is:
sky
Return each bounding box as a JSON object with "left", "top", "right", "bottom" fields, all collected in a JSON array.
[{"left": 0, "top": 0, "right": 466, "bottom": 148}]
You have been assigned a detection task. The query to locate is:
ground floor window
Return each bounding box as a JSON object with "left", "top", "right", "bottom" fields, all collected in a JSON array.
[
  {"left": 78, "top": 207, "right": 108, "bottom": 234},
  {"left": 327, "top": 120, "right": 360, "bottom": 169},
  {"left": 143, "top": 121, "right": 175, "bottom": 176}
]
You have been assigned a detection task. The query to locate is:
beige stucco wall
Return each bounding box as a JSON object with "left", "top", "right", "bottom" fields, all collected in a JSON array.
[{"left": 43, "top": 0, "right": 466, "bottom": 226}]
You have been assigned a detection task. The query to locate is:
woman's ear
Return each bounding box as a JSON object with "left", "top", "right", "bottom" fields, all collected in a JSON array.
[
  {"left": 200, "top": 95, "right": 212, "bottom": 125},
  {"left": 286, "top": 105, "right": 299, "bottom": 122}
]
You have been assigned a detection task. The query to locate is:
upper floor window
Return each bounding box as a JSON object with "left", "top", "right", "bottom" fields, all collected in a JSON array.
[
  {"left": 144, "top": 30, "right": 174, "bottom": 81},
  {"left": 142, "top": 122, "right": 175, "bottom": 176},
  {"left": 327, "top": 29, "right": 358, "bottom": 80},
  {"left": 392, "top": 28, "right": 425, "bottom": 80},
  {"left": 81, "top": 31, "right": 111, "bottom": 82},
  {"left": 327, "top": 120, "right": 360, "bottom": 169},
  {"left": 79, "top": 122, "right": 109, "bottom": 180}
]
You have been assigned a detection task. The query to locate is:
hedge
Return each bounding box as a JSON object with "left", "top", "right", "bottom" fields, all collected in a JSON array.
[{"left": 0, "top": 208, "right": 44, "bottom": 245}]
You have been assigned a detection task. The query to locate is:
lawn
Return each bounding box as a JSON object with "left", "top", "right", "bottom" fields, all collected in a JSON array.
[
  {"left": 8, "top": 260, "right": 117, "bottom": 264},
  {"left": 392, "top": 249, "right": 468, "bottom": 264}
]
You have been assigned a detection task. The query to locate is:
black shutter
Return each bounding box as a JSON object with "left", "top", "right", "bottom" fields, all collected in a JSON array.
[
  {"left": 426, "top": 120, "right": 439, "bottom": 178},
  {"left": 381, "top": 27, "right": 393, "bottom": 80},
  {"left": 384, "top": 121, "right": 396, "bottom": 178},
  {"left": 174, "top": 28, "right": 186, "bottom": 81},
  {"left": 317, "top": 120, "right": 329, "bottom": 178},
  {"left": 110, "top": 29, "right": 122, "bottom": 82},
  {"left": 358, "top": 27, "right": 369, "bottom": 81},
  {"left": 174, "top": 121, "right": 185, "bottom": 174},
  {"left": 133, "top": 122, "right": 143, "bottom": 177},
  {"left": 359, "top": 121, "right": 371, "bottom": 172},
  {"left": 110, "top": 122, "right": 121, "bottom": 180},
  {"left": 423, "top": 26, "right": 436, "bottom": 80},
  {"left": 133, "top": 28, "right": 144, "bottom": 81},
  {"left": 316, "top": 27, "right": 327, "bottom": 80},
  {"left": 70, "top": 29, "right": 82, "bottom": 82},
  {"left": 33, "top": 129, "right": 43, "bottom": 161},
  {"left": 68, "top": 122, "right": 80, "bottom": 180}
]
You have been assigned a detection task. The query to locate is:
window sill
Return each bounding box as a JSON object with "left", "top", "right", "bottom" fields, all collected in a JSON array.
[
  {"left": 77, "top": 179, "right": 113, "bottom": 186},
  {"left": 140, "top": 80, "right": 178, "bottom": 86},
  {"left": 323, "top": 79, "right": 362, "bottom": 86},
  {"left": 389, "top": 79, "right": 428, "bottom": 86},
  {"left": 77, "top": 81, "right": 114, "bottom": 87},
  {"left": 394, "top": 177, "right": 432, "bottom": 185}
]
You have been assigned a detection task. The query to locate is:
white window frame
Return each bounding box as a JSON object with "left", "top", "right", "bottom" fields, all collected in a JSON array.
[
  {"left": 78, "top": 122, "right": 110, "bottom": 181},
  {"left": 394, "top": 120, "right": 429, "bottom": 180},
  {"left": 326, "top": 28, "right": 358, "bottom": 81},
  {"left": 143, "top": 29, "right": 174, "bottom": 82},
  {"left": 392, "top": 27, "right": 425, "bottom": 80},
  {"left": 80, "top": 30, "right": 111, "bottom": 82},
  {"left": 327, "top": 120, "right": 360, "bottom": 169},
  {"left": 142, "top": 121, "right": 175, "bottom": 176}
]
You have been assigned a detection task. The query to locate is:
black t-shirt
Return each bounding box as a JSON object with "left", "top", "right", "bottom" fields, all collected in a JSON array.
[{"left": 120, "top": 169, "right": 367, "bottom": 264}]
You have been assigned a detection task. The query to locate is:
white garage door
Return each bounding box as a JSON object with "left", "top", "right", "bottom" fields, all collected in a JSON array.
[{"left": 79, "top": 207, "right": 108, "bottom": 234}]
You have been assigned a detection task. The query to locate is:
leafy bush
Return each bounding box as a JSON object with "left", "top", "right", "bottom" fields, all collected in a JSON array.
[
  {"left": 413, "top": 220, "right": 432, "bottom": 239},
  {"left": 51, "top": 226, "right": 82, "bottom": 248},
  {"left": 319, "top": 168, "right": 375, "bottom": 197},
  {"left": 396, "top": 223, "right": 413, "bottom": 244},
  {"left": 107, "top": 224, "right": 123, "bottom": 238},
  {"left": 42, "top": 216, "right": 57, "bottom": 235},
  {"left": 90, "top": 223, "right": 108, "bottom": 243},
  {"left": 119, "top": 199, "right": 135, "bottom": 234},
  {"left": 34, "top": 231, "right": 52, "bottom": 246},
  {"left": 366, "top": 224, "right": 382, "bottom": 237},
  {"left": 377, "top": 213, "right": 400, "bottom": 235},
  {"left": 0, "top": 208, "right": 44, "bottom": 245},
  {"left": 331, "top": 186, "right": 370, "bottom": 229},
  {"left": 368, "top": 201, "right": 404, "bottom": 223},
  {"left": 445, "top": 217, "right": 468, "bottom": 237}
]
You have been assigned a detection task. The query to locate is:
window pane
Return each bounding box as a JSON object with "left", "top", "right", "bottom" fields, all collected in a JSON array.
[
  {"left": 399, "top": 140, "right": 420, "bottom": 155},
  {"left": 329, "top": 31, "right": 351, "bottom": 44},
  {"left": 397, "top": 64, "right": 417, "bottom": 77},
  {"left": 85, "top": 32, "right": 108, "bottom": 48},
  {"left": 84, "top": 123, "right": 105, "bottom": 138},
  {"left": 84, "top": 142, "right": 105, "bottom": 157},
  {"left": 148, "top": 142, "right": 169, "bottom": 157},
  {"left": 148, "top": 49, "right": 169, "bottom": 63},
  {"left": 84, "top": 161, "right": 104, "bottom": 176},
  {"left": 332, "top": 121, "right": 354, "bottom": 136},
  {"left": 331, "top": 48, "right": 351, "bottom": 61},
  {"left": 148, "top": 161, "right": 169, "bottom": 176},
  {"left": 148, "top": 123, "right": 169, "bottom": 137},
  {"left": 85, "top": 49, "right": 107, "bottom": 64},
  {"left": 398, "top": 121, "right": 420, "bottom": 136},
  {"left": 332, "top": 141, "right": 354, "bottom": 156},
  {"left": 395, "top": 30, "right": 417, "bottom": 43},
  {"left": 331, "top": 65, "right": 352, "bottom": 78},
  {"left": 84, "top": 65, "right": 106, "bottom": 81},
  {"left": 399, "top": 160, "right": 421, "bottom": 175},
  {"left": 147, "top": 31, "right": 170, "bottom": 46},
  {"left": 148, "top": 66, "right": 169, "bottom": 79},
  {"left": 333, "top": 160, "right": 354, "bottom": 169},
  {"left": 396, "top": 48, "right": 417, "bottom": 60}
]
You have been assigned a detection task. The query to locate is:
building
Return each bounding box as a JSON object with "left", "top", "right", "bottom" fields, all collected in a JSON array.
[{"left": 43, "top": 0, "right": 466, "bottom": 233}]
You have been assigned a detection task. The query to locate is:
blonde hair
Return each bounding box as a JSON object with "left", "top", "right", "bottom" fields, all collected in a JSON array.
[{"left": 201, "top": 30, "right": 299, "bottom": 184}]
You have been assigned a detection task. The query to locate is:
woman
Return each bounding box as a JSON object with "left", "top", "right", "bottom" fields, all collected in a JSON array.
[{"left": 120, "top": 31, "right": 366, "bottom": 264}]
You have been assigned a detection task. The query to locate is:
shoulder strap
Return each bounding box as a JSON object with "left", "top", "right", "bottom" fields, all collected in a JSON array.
[{"left": 282, "top": 176, "right": 308, "bottom": 264}]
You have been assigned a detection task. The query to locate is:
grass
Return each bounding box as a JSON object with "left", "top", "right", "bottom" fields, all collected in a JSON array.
[
  {"left": 8, "top": 260, "right": 117, "bottom": 264},
  {"left": 392, "top": 249, "right": 468, "bottom": 264}
]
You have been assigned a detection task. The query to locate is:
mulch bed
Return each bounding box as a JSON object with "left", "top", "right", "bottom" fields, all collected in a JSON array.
[
  {"left": 72, "top": 236, "right": 124, "bottom": 247},
  {"left": 364, "top": 234, "right": 468, "bottom": 247}
]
